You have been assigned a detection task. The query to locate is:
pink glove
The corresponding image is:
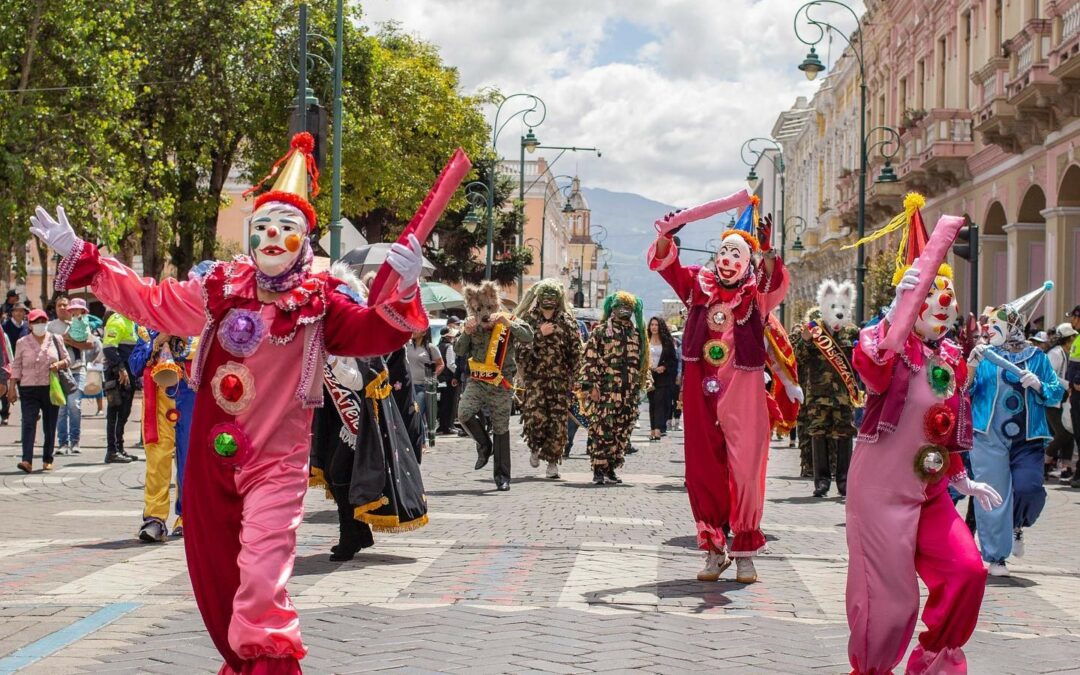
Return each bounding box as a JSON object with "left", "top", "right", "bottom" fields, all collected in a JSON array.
[{"left": 951, "top": 475, "right": 1003, "bottom": 511}]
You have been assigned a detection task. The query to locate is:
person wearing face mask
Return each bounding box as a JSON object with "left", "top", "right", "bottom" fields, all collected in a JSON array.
[
  {"left": 28, "top": 132, "right": 429, "bottom": 675},
  {"left": 48, "top": 296, "right": 92, "bottom": 456},
  {"left": 1, "top": 303, "right": 27, "bottom": 425},
  {"left": 515, "top": 279, "right": 583, "bottom": 479},
  {"left": 579, "top": 291, "right": 649, "bottom": 485},
  {"left": 792, "top": 279, "right": 863, "bottom": 499},
  {"left": 455, "top": 281, "right": 534, "bottom": 491},
  {"left": 844, "top": 194, "right": 1003, "bottom": 675},
  {"left": 967, "top": 282, "right": 1064, "bottom": 577},
  {"left": 647, "top": 191, "right": 788, "bottom": 584},
  {"left": 9, "top": 309, "right": 69, "bottom": 473}
]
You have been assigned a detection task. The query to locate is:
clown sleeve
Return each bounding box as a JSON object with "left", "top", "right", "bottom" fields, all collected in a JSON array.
[
  {"left": 57, "top": 240, "right": 207, "bottom": 339},
  {"left": 852, "top": 322, "right": 897, "bottom": 394},
  {"left": 323, "top": 287, "right": 427, "bottom": 358},
  {"left": 647, "top": 238, "right": 695, "bottom": 305},
  {"left": 757, "top": 257, "right": 790, "bottom": 315}
]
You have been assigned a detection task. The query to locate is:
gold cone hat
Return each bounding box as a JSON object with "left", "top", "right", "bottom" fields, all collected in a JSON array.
[{"left": 250, "top": 132, "right": 320, "bottom": 232}]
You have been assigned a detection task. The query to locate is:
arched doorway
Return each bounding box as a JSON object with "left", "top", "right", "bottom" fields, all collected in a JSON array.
[
  {"left": 1049, "top": 166, "right": 1080, "bottom": 319},
  {"left": 1007, "top": 186, "right": 1047, "bottom": 327},
  {"left": 980, "top": 201, "right": 1009, "bottom": 311}
]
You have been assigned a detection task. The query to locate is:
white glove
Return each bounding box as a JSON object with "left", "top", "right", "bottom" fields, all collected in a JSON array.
[
  {"left": 1019, "top": 371, "right": 1043, "bottom": 393},
  {"left": 787, "top": 383, "right": 805, "bottom": 404},
  {"left": 328, "top": 355, "right": 364, "bottom": 390},
  {"left": 29, "top": 205, "right": 79, "bottom": 257},
  {"left": 387, "top": 233, "right": 423, "bottom": 300},
  {"left": 952, "top": 475, "right": 1003, "bottom": 511},
  {"left": 967, "top": 343, "right": 989, "bottom": 365},
  {"left": 884, "top": 264, "right": 920, "bottom": 323}
]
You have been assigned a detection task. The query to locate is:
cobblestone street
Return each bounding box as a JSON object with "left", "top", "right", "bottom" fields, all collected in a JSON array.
[{"left": 1, "top": 403, "right": 1079, "bottom": 674}]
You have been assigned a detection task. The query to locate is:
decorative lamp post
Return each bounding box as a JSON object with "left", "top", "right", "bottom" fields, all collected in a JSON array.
[
  {"left": 486, "top": 93, "right": 546, "bottom": 282},
  {"left": 540, "top": 174, "right": 576, "bottom": 279},
  {"left": 740, "top": 136, "right": 787, "bottom": 321}
]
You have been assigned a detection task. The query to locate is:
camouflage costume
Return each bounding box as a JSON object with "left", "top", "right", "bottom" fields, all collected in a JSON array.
[
  {"left": 791, "top": 323, "right": 859, "bottom": 438},
  {"left": 580, "top": 292, "right": 649, "bottom": 480},
  {"left": 516, "top": 281, "right": 582, "bottom": 464},
  {"left": 791, "top": 311, "right": 859, "bottom": 497}
]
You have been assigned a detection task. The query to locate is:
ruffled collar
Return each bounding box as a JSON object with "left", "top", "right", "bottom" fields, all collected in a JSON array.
[
  {"left": 697, "top": 265, "right": 757, "bottom": 322},
  {"left": 213, "top": 257, "right": 328, "bottom": 346}
]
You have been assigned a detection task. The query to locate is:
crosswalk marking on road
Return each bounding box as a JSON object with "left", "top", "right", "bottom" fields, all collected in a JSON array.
[
  {"left": 559, "top": 472, "right": 672, "bottom": 485},
  {"left": 576, "top": 516, "right": 664, "bottom": 526},
  {"left": 432, "top": 512, "right": 489, "bottom": 520},
  {"left": 294, "top": 540, "right": 455, "bottom": 609},
  {"left": 56, "top": 510, "right": 143, "bottom": 517},
  {"left": 55, "top": 466, "right": 109, "bottom": 474},
  {"left": 43, "top": 545, "right": 189, "bottom": 603},
  {"left": 557, "top": 541, "right": 660, "bottom": 614},
  {"left": 0, "top": 487, "right": 29, "bottom": 496}
]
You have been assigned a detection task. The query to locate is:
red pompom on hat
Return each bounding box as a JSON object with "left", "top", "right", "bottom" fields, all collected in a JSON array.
[{"left": 244, "top": 132, "right": 320, "bottom": 232}]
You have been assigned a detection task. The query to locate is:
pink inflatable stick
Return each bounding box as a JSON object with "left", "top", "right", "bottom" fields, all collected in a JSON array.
[
  {"left": 369, "top": 148, "right": 472, "bottom": 305},
  {"left": 880, "top": 214, "right": 965, "bottom": 352},
  {"left": 654, "top": 188, "right": 752, "bottom": 236}
]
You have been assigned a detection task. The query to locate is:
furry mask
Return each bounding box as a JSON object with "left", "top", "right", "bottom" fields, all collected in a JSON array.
[
  {"left": 464, "top": 282, "right": 502, "bottom": 323},
  {"left": 815, "top": 279, "right": 855, "bottom": 333}
]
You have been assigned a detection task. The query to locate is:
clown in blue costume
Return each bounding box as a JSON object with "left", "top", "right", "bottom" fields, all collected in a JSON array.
[{"left": 968, "top": 281, "right": 1064, "bottom": 576}]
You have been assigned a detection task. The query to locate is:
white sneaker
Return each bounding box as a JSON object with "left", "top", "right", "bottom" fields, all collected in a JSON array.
[
  {"left": 70, "top": 444, "right": 82, "bottom": 455},
  {"left": 1012, "top": 529, "right": 1025, "bottom": 558},
  {"left": 545, "top": 461, "right": 559, "bottom": 479},
  {"left": 56, "top": 444, "right": 69, "bottom": 456},
  {"left": 988, "top": 562, "right": 1010, "bottom": 577},
  {"left": 735, "top": 557, "right": 758, "bottom": 583},
  {"left": 696, "top": 550, "right": 731, "bottom": 582},
  {"left": 529, "top": 451, "right": 540, "bottom": 468}
]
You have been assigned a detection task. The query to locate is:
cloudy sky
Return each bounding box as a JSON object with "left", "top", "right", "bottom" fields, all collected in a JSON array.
[{"left": 359, "top": 0, "right": 864, "bottom": 206}]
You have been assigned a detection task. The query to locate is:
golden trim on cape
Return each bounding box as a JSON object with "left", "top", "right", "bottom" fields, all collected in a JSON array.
[
  {"left": 914, "top": 444, "right": 950, "bottom": 482},
  {"left": 703, "top": 339, "right": 732, "bottom": 367}
]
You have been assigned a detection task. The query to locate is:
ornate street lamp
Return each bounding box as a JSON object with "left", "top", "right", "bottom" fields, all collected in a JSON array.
[
  {"left": 540, "top": 174, "right": 576, "bottom": 279},
  {"left": 740, "top": 136, "right": 787, "bottom": 320},
  {"left": 794, "top": 0, "right": 900, "bottom": 324}
]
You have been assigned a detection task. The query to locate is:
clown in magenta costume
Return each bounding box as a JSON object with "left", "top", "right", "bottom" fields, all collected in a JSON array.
[
  {"left": 29, "top": 133, "right": 430, "bottom": 675},
  {"left": 844, "top": 193, "right": 1002, "bottom": 675},
  {"left": 647, "top": 191, "right": 788, "bottom": 585}
]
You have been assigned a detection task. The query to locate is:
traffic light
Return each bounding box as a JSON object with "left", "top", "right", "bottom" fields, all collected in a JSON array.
[
  {"left": 953, "top": 218, "right": 978, "bottom": 261},
  {"left": 289, "top": 88, "right": 328, "bottom": 172}
]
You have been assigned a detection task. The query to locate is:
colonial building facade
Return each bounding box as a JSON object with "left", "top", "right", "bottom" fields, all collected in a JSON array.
[{"left": 777, "top": 0, "right": 1080, "bottom": 328}]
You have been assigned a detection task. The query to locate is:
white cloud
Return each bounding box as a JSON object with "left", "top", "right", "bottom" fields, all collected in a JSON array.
[{"left": 357, "top": 0, "right": 865, "bottom": 206}]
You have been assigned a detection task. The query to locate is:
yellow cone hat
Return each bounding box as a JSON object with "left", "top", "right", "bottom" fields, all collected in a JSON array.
[{"left": 249, "top": 132, "right": 320, "bottom": 232}]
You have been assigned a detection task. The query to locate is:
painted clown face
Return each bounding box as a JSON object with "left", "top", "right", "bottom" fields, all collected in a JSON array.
[
  {"left": 248, "top": 203, "right": 307, "bottom": 277},
  {"left": 986, "top": 309, "right": 1015, "bottom": 347},
  {"left": 913, "top": 276, "right": 958, "bottom": 342},
  {"left": 714, "top": 234, "right": 751, "bottom": 285}
]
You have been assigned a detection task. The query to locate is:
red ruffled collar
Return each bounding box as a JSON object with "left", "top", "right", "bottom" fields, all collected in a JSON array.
[
  {"left": 697, "top": 267, "right": 756, "bottom": 323},
  {"left": 210, "top": 259, "right": 328, "bottom": 345}
]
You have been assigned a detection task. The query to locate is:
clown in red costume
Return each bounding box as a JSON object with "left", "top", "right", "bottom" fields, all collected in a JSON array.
[
  {"left": 29, "top": 133, "right": 430, "bottom": 674},
  {"left": 647, "top": 191, "right": 788, "bottom": 584}
]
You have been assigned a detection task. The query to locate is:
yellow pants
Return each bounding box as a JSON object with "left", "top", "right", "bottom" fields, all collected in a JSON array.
[{"left": 143, "top": 388, "right": 177, "bottom": 522}]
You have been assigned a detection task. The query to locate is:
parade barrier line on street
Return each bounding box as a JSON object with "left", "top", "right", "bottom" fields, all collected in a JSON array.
[{"left": 0, "top": 601, "right": 139, "bottom": 673}]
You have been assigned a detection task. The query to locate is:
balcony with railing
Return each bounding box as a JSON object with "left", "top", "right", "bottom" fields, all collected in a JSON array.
[
  {"left": 1006, "top": 20, "right": 1055, "bottom": 105},
  {"left": 1051, "top": 0, "right": 1080, "bottom": 80},
  {"left": 974, "top": 56, "right": 1029, "bottom": 153}
]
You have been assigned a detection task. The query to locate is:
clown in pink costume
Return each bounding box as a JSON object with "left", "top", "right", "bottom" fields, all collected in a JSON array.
[
  {"left": 29, "top": 133, "right": 430, "bottom": 675},
  {"left": 648, "top": 192, "right": 787, "bottom": 584},
  {"left": 844, "top": 195, "right": 1002, "bottom": 675}
]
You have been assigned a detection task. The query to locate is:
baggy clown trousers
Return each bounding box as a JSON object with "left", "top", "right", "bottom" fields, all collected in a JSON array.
[
  {"left": 683, "top": 359, "right": 770, "bottom": 556},
  {"left": 142, "top": 385, "right": 194, "bottom": 524},
  {"left": 846, "top": 366, "right": 986, "bottom": 674}
]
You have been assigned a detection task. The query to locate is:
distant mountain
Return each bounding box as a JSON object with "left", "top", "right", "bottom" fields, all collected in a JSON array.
[{"left": 581, "top": 187, "right": 736, "bottom": 316}]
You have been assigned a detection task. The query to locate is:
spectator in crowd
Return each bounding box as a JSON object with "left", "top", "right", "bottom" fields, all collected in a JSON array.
[
  {"left": 1063, "top": 306, "right": 1080, "bottom": 488},
  {"left": 1048, "top": 323, "right": 1076, "bottom": 482},
  {"left": 646, "top": 317, "right": 678, "bottom": 442},
  {"left": 102, "top": 311, "right": 138, "bottom": 463},
  {"left": 82, "top": 327, "right": 105, "bottom": 416},
  {"left": 1, "top": 304, "right": 27, "bottom": 425},
  {"left": 10, "top": 309, "right": 69, "bottom": 473},
  {"left": 407, "top": 328, "right": 443, "bottom": 446},
  {"left": 436, "top": 317, "right": 461, "bottom": 435},
  {"left": 1, "top": 290, "right": 19, "bottom": 319},
  {"left": 48, "top": 297, "right": 92, "bottom": 455}
]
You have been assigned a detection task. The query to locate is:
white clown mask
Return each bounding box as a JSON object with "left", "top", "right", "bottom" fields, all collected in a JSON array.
[
  {"left": 913, "top": 275, "right": 958, "bottom": 342},
  {"left": 714, "top": 233, "right": 752, "bottom": 285},
  {"left": 248, "top": 203, "right": 307, "bottom": 277},
  {"left": 986, "top": 309, "right": 1015, "bottom": 347}
]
